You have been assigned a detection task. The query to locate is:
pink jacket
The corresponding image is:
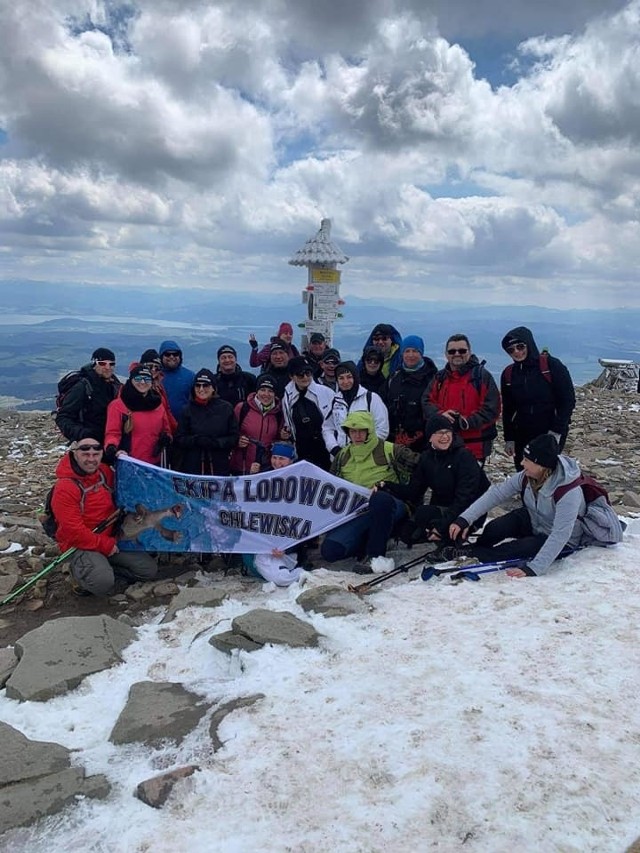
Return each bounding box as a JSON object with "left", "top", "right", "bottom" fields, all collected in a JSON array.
[{"left": 229, "top": 394, "right": 283, "bottom": 473}]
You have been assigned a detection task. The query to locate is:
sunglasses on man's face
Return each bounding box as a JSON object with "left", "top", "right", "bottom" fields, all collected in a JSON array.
[
  {"left": 96, "top": 360, "right": 116, "bottom": 367},
  {"left": 507, "top": 343, "right": 527, "bottom": 354},
  {"left": 447, "top": 348, "right": 469, "bottom": 355},
  {"left": 295, "top": 370, "right": 312, "bottom": 377},
  {"left": 77, "top": 444, "right": 102, "bottom": 452},
  {"left": 372, "top": 336, "right": 390, "bottom": 342},
  {"left": 163, "top": 352, "right": 180, "bottom": 358},
  {"left": 195, "top": 382, "right": 212, "bottom": 388}
]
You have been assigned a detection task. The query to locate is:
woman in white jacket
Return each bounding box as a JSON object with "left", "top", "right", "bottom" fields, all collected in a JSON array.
[
  {"left": 281, "top": 356, "right": 337, "bottom": 471},
  {"left": 327, "top": 361, "right": 389, "bottom": 451}
]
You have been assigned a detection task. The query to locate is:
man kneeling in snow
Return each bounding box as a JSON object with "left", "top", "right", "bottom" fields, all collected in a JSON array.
[{"left": 320, "top": 411, "right": 419, "bottom": 574}]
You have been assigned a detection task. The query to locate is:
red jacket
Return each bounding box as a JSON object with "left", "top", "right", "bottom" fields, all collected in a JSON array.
[
  {"left": 229, "top": 394, "right": 283, "bottom": 473},
  {"left": 422, "top": 357, "right": 501, "bottom": 461},
  {"left": 51, "top": 456, "right": 118, "bottom": 556},
  {"left": 105, "top": 395, "right": 171, "bottom": 465}
]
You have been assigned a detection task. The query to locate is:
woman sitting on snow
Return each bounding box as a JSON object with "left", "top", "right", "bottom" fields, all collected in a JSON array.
[{"left": 445, "top": 434, "right": 624, "bottom": 578}]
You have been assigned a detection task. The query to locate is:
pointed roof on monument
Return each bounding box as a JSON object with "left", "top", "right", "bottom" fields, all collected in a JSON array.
[{"left": 288, "top": 218, "right": 349, "bottom": 266}]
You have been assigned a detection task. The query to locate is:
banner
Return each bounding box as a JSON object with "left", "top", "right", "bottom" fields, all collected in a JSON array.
[{"left": 115, "top": 457, "right": 371, "bottom": 553}]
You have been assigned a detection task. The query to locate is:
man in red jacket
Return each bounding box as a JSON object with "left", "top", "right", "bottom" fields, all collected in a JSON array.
[
  {"left": 421, "top": 333, "right": 501, "bottom": 465},
  {"left": 51, "top": 441, "right": 157, "bottom": 596}
]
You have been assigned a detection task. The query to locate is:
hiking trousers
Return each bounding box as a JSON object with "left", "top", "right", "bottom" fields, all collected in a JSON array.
[
  {"left": 70, "top": 550, "right": 158, "bottom": 596},
  {"left": 320, "top": 491, "right": 407, "bottom": 562},
  {"left": 470, "top": 507, "right": 547, "bottom": 563}
]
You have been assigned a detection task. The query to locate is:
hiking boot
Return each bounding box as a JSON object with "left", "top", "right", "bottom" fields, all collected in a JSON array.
[
  {"left": 352, "top": 558, "right": 374, "bottom": 575},
  {"left": 70, "top": 578, "right": 91, "bottom": 597},
  {"left": 438, "top": 545, "right": 474, "bottom": 562}
]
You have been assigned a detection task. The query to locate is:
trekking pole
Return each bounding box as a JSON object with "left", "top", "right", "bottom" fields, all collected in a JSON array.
[
  {"left": 444, "top": 545, "right": 580, "bottom": 583},
  {"left": 421, "top": 558, "right": 525, "bottom": 582},
  {"left": 348, "top": 549, "right": 438, "bottom": 594},
  {"left": 0, "top": 509, "right": 123, "bottom": 607}
]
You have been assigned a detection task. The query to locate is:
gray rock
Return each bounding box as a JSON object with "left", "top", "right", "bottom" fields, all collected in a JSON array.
[
  {"left": 0, "top": 721, "right": 70, "bottom": 786},
  {"left": 622, "top": 491, "right": 640, "bottom": 508},
  {"left": 0, "top": 648, "right": 18, "bottom": 687},
  {"left": 209, "top": 695, "right": 265, "bottom": 751},
  {"left": 135, "top": 765, "right": 199, "bottom": 808},
  {"left": 109, "top": 681, "right": 211, "bottom": 746},
  {"left": 0, "top": 769, "right": 110, "bottom": 834},
  {"left": 5, "top": 615, "right": 137, "bottom": 702},
  {"left": 208, "top": 630, "right": 263, "bottom": 654},
  {"left": 0, "top": 556, "right": 19, "bottom": 575},
  {"left": 0, "top": 572, "right": 18, "bottom": 598},
  {"left": 152, "top": 581, "right": 179, "bottom": 598},
  {"left": 161, "top": 586, "right": 228, "bottom": 623},
  {"left": 232, "top": 609, "right": 321, "bottom": 648},
  {"left": 297, "top": 585, "right": 370, "bottom": 617}
]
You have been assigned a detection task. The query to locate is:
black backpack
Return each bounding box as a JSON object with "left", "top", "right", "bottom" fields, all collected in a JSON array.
[
  {"left": 53, "top": 371, "right": 92, "bottom": 418},
  {"left": 39, "top": 471, "right": 110, "bottom": 539}
]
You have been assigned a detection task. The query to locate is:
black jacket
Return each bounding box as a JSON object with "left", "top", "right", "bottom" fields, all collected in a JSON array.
[
  {"left": 385, "top": 435, "right": 490, "bottom": 534},
  {"left": 500, "top": 326, "right": 575, "bottom": 445},
  {"left": 175, "top": 397, "right": 239, "bottom": 475},
  {"left": 385, "top": 359, "right": 437, "bottom": 449},
  {"left": 215, "top": 366, "right": 257, "bottom": 407},
  {"left": 55, "top": 364, "right": 122, "bottom": 444},
  {"left": 261, "top": 365, "right": 291, "bottom": 400}
]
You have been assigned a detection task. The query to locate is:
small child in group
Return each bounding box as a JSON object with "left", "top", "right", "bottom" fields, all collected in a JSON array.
[{"left": 245, "top": 442, "right": 306, "bottom": 586}]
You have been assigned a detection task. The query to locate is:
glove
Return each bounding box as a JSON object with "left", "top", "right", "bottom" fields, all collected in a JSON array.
[
  {"left": 152, "top": 433, "right": 172, "bottom": 455},
  {"left": 250, "top": 339, "right": 258, "bottom": 349},
  {"left": 103, "top": 445, "right": 118, "bottom": 466},
  {"left": 547, "top": 431, "right": 561, "bottom": 444},
  {"left": 504, "top": 441, "right": 515, "bottom": 456}
]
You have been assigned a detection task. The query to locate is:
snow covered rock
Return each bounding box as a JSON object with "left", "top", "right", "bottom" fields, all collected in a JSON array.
[{"left": 109, "top": 681, "right": 211, "bottom": 746}]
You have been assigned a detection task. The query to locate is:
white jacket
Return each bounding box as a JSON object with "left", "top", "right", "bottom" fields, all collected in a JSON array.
[
  {"left": 328, "top": 386, "right": 389, "bottom": 449},
  {"left": 282, "top": 380, "right": 337, "bottom": 454}
]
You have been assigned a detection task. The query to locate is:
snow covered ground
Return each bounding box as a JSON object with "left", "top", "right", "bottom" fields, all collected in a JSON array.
[{"left": 1, "top": 525, "right": 640, "bottom": 852}]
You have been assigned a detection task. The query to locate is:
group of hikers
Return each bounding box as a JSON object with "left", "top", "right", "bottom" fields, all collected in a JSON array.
[{"left": 49, "top": 322, "right": 624, "bottom": 594}]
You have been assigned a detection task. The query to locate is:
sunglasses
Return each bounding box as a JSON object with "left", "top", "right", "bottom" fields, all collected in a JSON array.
[
  {"left": 77, "top": 444, "right": 102, "bottom": 452},
  {"left": 132, "top": 375, "right": 152, "bottom": 383},
  {"left": 507, "top": 343, "right": 527, "bottom": 353},
  {"left": 294, "top": 370, "right": 312, "bottom": 377},
  {"left": 447, "top": 348, "right": 469, "bottom": 355},
  {"left": 96, "top": 360, "right": 116, "bottom": 367},
  {"left": 163, "top": 352, "right": 180, "bottom": 357},
  {"left": 194, "top": 382, "right": 212, "bottom": 388},
  {"left": 372, "top": 336, "right": 390, "bottom": 342}
]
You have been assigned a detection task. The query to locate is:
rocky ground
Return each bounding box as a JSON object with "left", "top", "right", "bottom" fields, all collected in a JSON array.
[{"left": 1, "top": 385, "right": 639, "bottom": 646}]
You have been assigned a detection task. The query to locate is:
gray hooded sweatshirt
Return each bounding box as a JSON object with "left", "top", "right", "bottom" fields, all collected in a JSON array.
[{"left": 460, "top": 455, "right": 585, "bottom": 575}]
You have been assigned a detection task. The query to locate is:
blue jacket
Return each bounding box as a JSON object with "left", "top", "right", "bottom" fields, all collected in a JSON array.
[
  {"left": 357, "top": 325, "right": 403, "bottom": 378},
  {"left": 159, "top": 339, "right": 195, "bottom": 420}
]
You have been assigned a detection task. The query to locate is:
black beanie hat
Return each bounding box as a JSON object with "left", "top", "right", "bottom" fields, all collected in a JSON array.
[
  {"left": 288, "top": 356, "right": 314, "bottom": 376},
  {"left": 92, "top": 347, "right": 115, "bottom": 362},
  {"left": 426, "top": 414, "right": 455, "bottom": 438},
  {"left": 217, "top": 344, "right": 237, "bottom": 360},
  {"left": 193, "top": 368, "right": 216, "bottom": 387},
  {"left": 523, "top": 434, "right": 559, "bottom": 469},
  {"left": 140, "top": 348, "right": 161, "bottom": 366},
  {"left": 362, "top": 345, "right": 383, "bottom": 364},
  {"left": 372, "top": 323, "right": 394, "bottom": 338}
]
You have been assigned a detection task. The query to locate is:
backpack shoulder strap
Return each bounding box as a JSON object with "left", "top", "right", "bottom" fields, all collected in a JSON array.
[
  {"left": 503, "top": 364, "right": 513, "bottom": 385},
  {"left": 539, "top": 352, "right": 552, "bottom": 384},
  {"left": 366, "top": 390, "right": 372, "bottom": 411}
]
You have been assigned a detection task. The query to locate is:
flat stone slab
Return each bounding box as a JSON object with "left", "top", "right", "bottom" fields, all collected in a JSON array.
[
  {"left": 109, "top": 681, "right": 211, "bottom": 746},
  {"left": 0, "top": 572, "right": 18, "bottom": 598},
  {"left": 208, "top": 630, "right": 263, "bottom": 654},
  {"left": 0, "top": 768, "right": 110, "bottom": 834},
  {"left": 5, "top": 615, "right": 137, "bottom": 702},
  {"left": 296, "top": 585, "right": 370, "bottom": 617},
  {"left": 161, "top": 587, "right": 228, "bottom": 623},
  {"left": 135, "top": 765, "right": 199, "bottom": 809},
  {"left": 209, "top": 694, "right": 265, "bottom": 751},
  {"left": 0, "top": 721, "right": 70, "bottom": 786},
  {"left": 232, "top": 609, "right": 321, "bottom": 648},
  {"left": 0, "top": 648, "right": 17, "bottom": 688}
]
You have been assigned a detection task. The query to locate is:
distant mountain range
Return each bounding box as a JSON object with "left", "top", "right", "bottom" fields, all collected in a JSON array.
[{"left": 1, "top": 280, "right": 638, "bottom": 410}]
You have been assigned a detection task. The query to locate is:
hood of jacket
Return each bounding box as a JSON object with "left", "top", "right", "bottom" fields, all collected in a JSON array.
[
  {"left": 159, "top": 339, "right": 183, "bottom": 368},
  {"left": 501, "top": 326, "right": 541, "bottom": 363},
  {"left": 537, "top": 454, "right": 581, "bottom": 495},
  {"left": 341, "top": 409, "right": 377, "bottom": 438}
]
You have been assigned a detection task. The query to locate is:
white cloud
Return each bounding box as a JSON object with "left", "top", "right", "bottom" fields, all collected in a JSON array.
[{"left": 0, "top": 0, "right": 638, "bottom": 306}]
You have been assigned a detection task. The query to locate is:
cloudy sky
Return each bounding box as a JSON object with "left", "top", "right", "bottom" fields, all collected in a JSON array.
[{"left": 0, "top": 0, "right": 638, "bottom": 307}]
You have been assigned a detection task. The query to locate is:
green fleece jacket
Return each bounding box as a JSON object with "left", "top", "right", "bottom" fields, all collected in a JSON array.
[{"left": 330, "top": 410, "right": 418, "bottom": 488}]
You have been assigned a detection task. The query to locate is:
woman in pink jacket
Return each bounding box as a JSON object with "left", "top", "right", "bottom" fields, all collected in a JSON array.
[
  {"left": 229, "top": 376, "right": 286, "bottom": 474},
  {"left": 104, "top": 365, "right": 172, "bottom": 466}
]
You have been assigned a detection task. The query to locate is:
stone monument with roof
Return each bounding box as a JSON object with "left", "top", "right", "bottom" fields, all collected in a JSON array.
[{"left": 288, "top": 218, "right": 349, "bottom": 348}]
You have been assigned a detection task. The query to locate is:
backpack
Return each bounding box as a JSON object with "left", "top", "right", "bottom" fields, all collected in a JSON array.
[
  {"left": 39, "top": 471, "right": 110, "bottom": 539},
  {"left": 53, "top": 371, "right": 92, "bottom": 418},
  {"left": 336, "top": 438, "right": 413, "bottom": 484},
  {"left": 520, "top": 472, "right": 624, "bottom": 546},
  {"left": 503, "top": 352, "right": 552, "bottom": 386},
  {"left": 435, "top": 360, "right": 487, "bottom": 394}
]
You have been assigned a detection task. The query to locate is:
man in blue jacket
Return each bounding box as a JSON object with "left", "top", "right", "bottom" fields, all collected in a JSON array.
[{"left": 158, "top": 340, "right": 195, "bottom": 420}]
